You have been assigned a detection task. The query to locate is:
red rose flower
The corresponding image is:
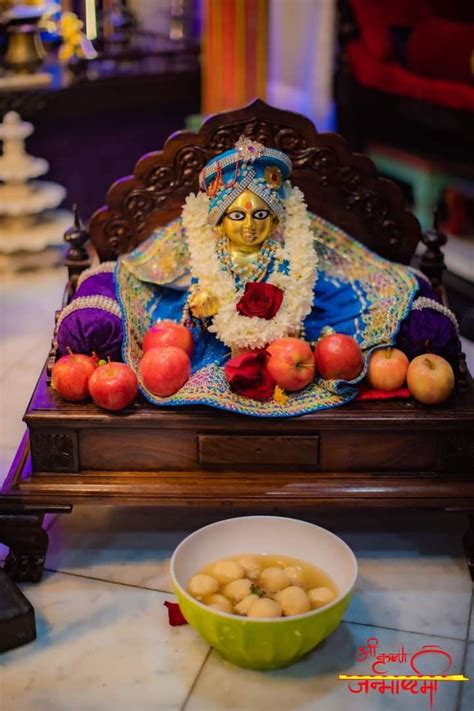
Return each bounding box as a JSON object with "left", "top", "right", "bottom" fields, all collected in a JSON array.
[
  {"left": 237, "top": 282, "right": 284, "bottom": 320},
  {"left": 224, "top": 349, "right": 275, "bottom": 401}
]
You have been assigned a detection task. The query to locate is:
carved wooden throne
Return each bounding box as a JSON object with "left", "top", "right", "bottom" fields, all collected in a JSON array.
[{"left": 1, "top": 100, "right": 473, "bottom": 584}]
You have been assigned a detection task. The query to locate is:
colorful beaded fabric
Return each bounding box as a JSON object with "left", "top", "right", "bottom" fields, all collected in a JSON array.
[{"left": 122, "top": 219, "right": 189, "bottom": 287}]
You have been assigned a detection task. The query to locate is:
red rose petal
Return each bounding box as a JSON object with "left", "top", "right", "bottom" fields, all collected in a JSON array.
[
  {"left": 237, "top": 283, "right": 284, "bottom": 320},
  {"left": 164, "top": 601, "right": 188, "bottom": 626},
  {"left": 224, "top": 349, "right": 275, "bottom": 400},
  {"left": 356, "top": 386, "right": 410, "bottom": 401}
]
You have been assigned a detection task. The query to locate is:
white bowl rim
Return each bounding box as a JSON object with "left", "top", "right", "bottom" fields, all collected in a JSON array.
[{"left": 170, "top": 515, "right": 358, "bottom": 623}]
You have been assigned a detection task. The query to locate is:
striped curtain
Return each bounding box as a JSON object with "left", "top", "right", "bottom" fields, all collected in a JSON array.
[{"left": 202, "top": 0, "right": 268, "bottom": 114}]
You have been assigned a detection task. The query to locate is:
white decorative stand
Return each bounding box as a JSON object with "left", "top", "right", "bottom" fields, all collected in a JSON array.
[{"left": 0, "top": 111, "right": 72, "bottom": 271}]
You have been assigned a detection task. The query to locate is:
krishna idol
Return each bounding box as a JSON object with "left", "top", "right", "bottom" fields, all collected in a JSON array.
[{"left": 56, "top": 136, "right": 460, "bottom": 416}]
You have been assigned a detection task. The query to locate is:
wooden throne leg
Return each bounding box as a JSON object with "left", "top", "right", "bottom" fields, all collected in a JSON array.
[
  {"left": 0, "top": 513, "right": 48, "bottom": 583},
  {"left": 463, "top": 514, "right": 474, "bottom": 581}
]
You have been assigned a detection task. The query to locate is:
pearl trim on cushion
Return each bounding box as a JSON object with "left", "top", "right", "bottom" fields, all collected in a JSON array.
[
  {"left": 76, "top": 261, "right": 116, "bottom": 290},
  {"left": 411, "top": 296, "right": 460, "bottom": 334},
  {"left": 57, "top": 295, "right": 122, "bottom": 330}
]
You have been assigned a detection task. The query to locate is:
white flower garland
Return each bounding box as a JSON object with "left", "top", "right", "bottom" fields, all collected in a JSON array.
[{"left": 181, "top": 186, "right": 318, "bottom": 350}]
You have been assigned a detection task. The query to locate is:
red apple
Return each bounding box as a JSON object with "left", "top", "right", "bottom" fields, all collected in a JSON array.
[
  {"left": 367, "top": 347, "right": 409, "bottom": 391},
  {"left": 89, "top": 362, "right": 138, "bottom": 411},
  {"left": 143, "top": 320, "right": 194, "bottom": 356},
  {"left": 265, "top": 338, "right": 315, "bottom": 392},
  {"left": 139, "top": 346, "right": 191, "bottom": 397},
  {"left": 52, "top": 352, "right": 97, "bottom": 401},
  {"left": 314, "top": 333, "right": 364, "bottom": 381},
  {"left": 406, "top": 353, "right": 455, "bottom": 405}
]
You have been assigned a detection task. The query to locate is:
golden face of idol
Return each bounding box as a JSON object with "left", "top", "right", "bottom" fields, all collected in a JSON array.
[{"left": 219, "top": 190, "right": 277, "bottom": 253}]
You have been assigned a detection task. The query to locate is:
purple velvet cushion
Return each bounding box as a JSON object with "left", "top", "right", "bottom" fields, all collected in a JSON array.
[
  {"left": 396, "top": 277, "right": 460, "bottom": 361},
  {"left": 57, "top": 307, "right": 123, "bottom": 360},
  {"left": 74, "top": 271, "right": 116, "bottom": 298},
  {"left": 57, "top": 267, "right": 123, "bottom": 361},
  {"left": 396, "top": 308, "right": 460, "bottom": 360}
]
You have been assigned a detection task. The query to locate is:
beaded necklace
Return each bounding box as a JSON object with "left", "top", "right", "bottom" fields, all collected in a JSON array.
[{"left": 215, "top": 234, "right": 278, "bottom": 288}]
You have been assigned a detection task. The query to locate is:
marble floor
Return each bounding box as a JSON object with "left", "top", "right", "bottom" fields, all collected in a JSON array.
[{"left": 1, "top": 268, "right": 474, "bottom": 710}]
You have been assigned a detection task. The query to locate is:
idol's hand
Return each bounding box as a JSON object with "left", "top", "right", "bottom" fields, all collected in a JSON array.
[{"left": 189, "top": 289, "right": 220, "bottom": 318}]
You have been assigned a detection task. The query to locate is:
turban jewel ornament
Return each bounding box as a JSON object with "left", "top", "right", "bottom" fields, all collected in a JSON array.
[{"left": 199, "top": 135, "right": 292, "bottom": 225}]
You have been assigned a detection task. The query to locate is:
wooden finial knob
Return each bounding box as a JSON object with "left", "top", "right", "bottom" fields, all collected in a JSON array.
[
  {"left": 64, "top": 205, "right": 91, "bottom": 289},
  {"left": 64, "top": 204, "right": 89, "bottom": 262},
  {"left": 420, "top": 207, "right": 447, "bottom": 294}
]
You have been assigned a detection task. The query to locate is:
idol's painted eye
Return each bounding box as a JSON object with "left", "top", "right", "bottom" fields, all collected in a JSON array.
[
  {"left": 253, "top": 209, "right": 270, "bottom": 220},
  {"left": 226, "top": 210, "right": 245, "bottom": 221}
]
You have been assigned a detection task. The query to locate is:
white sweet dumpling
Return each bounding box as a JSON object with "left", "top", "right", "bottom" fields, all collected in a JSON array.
[
  {"left": 237, "top": 555, "right": 261, "bottom": 580},
  {"left": 308, "top": 586, "right": 335, "bottom": 608},
  {"left": 188, "top": 574, "right": 219, "bottom": 600},
  {"left": 188, "top": 555, "right": 336, "bottom": 618},
  {"left": 234, "top": 593, "right": 259, "bottom": 616},
  {"left": 283, "top": 566, "right": 305, "bottom": 587},
  {"left": 207, "top": 594, "right": 233, "bottom": 613},
  {"left": 212, "top": 559, "right": 246, "bottom": 585},
  {"left": 275, "top": 586, "right": 311, "bottom": 616},
  {"left": 259, "top": 566, "right": 291, "bottom": 593},
  {"left": 223, "top": 578, "right": 253, "bottom": 603},
  {"left": 247, "top": 597, "right": 282, "bottom": 618}
]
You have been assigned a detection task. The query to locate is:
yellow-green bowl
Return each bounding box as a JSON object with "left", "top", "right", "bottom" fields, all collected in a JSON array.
[{"left": 170, "top": 516, "right": 357, "bottom": 670}]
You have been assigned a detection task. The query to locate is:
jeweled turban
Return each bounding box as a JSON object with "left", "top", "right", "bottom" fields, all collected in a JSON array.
[{"left": 199, "top": 135, "right": 292, "bottom": 224}]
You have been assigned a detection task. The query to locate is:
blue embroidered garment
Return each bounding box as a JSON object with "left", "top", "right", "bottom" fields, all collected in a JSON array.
[{"left": 115, "top": 212, "right": 419, "bottom": 417}]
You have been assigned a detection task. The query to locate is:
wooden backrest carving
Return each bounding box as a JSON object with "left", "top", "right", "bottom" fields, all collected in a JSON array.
[{"left": 89, "top": 99, "right": 421, "bottom": 264}]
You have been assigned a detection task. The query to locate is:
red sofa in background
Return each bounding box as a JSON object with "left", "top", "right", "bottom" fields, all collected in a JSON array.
[
  {"left": 335, "top": 0, "right": 474, "bottom": 160},
  {"left": 347, "top": 0, "right": 474, "bottom": 111}
]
